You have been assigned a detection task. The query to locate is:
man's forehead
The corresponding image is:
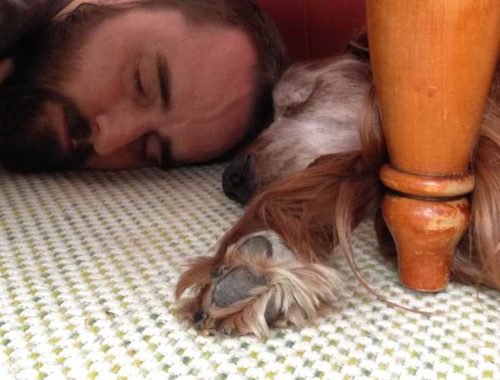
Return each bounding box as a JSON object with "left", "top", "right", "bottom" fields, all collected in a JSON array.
[
  {"left": 58, "top": 2, "right": 229, "bottom": 38},
  {"left": 71, "top": 5, "right": 256, "bottom": 58}
]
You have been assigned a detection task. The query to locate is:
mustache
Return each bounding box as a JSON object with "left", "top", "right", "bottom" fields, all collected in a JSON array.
[
  {"left": 47, "top": 91, "right": 95, "bottom": 166},
  {"left": 58, "top": 94, "right": 95, "bottom": 167},
  {"left": 49, "top": 92, "right": 92, "bottom": 142}
]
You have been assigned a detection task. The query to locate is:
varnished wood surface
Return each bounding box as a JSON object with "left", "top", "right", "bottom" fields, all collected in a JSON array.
[
  {"left": 366, "top": 0, "right": 499, "bottom": 291},
  {"left": 382, "top": 195, "right": 470, "bottom": 291},
  {"left": 367, "top": 0, "right": 499, "bottom": 175}
]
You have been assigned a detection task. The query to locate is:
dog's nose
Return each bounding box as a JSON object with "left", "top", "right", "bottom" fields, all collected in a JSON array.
[{"left": 222, "top": 155, "right": 255, "bottom": 204}]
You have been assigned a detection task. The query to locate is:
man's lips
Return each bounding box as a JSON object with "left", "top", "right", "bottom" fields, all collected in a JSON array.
[
  {"left": 42, "top": 101, "right": 73, "bottom": 155},
  {"left": 61, "top": 111, "right": 74, "bottom": 155}
]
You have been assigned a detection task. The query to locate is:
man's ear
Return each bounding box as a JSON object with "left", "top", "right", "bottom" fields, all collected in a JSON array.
[
  {"left": 54, "top": 0, "right": 137, "bottom": 21},
  {"left": 0, "top": 59, "right": 14, "bottom": 85}
]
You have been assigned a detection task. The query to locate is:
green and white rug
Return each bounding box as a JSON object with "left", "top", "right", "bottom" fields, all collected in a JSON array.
[{"left": 0, "top": 166, "right": 498, "bottom": 380}]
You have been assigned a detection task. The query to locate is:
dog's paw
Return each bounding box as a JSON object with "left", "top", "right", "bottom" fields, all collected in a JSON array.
[{"left": 175, "top": 231, "right": 344, "bottom": 337}]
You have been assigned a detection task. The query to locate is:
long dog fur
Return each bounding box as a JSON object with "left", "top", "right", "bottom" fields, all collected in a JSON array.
[{"left": 176, "top": 42, "right": 500, "bottom": 336}]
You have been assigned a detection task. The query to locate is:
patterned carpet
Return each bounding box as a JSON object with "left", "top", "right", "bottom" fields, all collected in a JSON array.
[{"left": 0, "top": 165, "right": 498, "bottom": 380}]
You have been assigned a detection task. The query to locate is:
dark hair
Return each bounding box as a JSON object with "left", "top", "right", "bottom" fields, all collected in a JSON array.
[{"left": 1, "top": 0, "right": 288, "bottom": 170}]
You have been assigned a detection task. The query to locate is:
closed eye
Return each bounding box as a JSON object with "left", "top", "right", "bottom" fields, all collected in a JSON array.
[{"left": 134, "top": 69, "right": 146, "bottom": 97}]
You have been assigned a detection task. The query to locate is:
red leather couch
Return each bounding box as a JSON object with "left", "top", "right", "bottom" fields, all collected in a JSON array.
[{"left": 258, "top": 0, "right": 366, "bottom": 62}]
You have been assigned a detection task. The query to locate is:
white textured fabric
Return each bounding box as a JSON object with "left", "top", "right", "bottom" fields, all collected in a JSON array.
[{"left": 0, "top": 166, "right": 498, "bottom": 380}]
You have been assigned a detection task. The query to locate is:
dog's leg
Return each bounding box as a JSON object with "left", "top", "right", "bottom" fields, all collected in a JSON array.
[
  {"left": 176, "top": 151, "right": 383, "bottom": 337},
  {"left": 175, "top": 230, "right": 344, "bottom": 337}
]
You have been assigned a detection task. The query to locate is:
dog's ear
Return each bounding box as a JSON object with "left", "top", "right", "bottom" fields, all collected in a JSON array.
[{"left": 346, "top": 31, "right": 369, "bottom": 62}]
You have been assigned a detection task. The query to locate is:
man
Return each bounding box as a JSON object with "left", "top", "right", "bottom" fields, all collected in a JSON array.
[{"left": 0, "top": 0, "right": 286, "bottom": 171}]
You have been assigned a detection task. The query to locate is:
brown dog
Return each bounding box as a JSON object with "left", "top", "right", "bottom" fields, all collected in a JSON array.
[{"left": 175, "top": 41, "right": 500, "bottom": 337}]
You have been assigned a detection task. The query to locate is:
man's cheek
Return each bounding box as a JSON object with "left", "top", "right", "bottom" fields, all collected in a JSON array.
[{"left": 85, "top": 150, "right": 150, "bottom": 171}]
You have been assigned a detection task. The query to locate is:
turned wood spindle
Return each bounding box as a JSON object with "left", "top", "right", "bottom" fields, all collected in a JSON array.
[{"left": 366, "top": 0, "right": 500, "bottom": 291}]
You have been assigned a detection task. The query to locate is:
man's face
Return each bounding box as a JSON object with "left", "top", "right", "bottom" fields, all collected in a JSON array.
[{"left": 10, "top": 7, "right": 258, "bottom": 170}]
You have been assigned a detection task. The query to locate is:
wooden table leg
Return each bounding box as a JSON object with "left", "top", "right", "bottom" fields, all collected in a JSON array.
[{"left": 366, "top": 0, "right": 500, "bottom": 291}]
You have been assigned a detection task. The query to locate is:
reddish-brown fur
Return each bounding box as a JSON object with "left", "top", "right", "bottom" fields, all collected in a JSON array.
[{"left": 176, "top": 46, "right": 499, "bottom": 336}]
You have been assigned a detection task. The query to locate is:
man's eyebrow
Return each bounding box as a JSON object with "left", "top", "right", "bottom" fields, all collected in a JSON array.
[{"left": 156, "top": 53, "right": 171, "bottom": 110}]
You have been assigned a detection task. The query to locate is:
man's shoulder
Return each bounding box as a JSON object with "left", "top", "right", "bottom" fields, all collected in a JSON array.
[{"left": 0, "top": 0, "right": 72, "bottom": 57}]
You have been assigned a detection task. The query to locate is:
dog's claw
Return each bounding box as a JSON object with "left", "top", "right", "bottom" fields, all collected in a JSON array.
[{"left": 193, "top": 311, "right": 206, "bottom": 325}]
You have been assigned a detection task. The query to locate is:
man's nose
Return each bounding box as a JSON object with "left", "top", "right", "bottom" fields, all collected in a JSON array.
[{"left": 92, "top": 107, "right": 154, "bottom": 156}]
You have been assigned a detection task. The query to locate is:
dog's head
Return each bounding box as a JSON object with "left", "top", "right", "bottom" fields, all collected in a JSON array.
[{"left": 222, "top": 54, "right": 373, "bottom": 203}]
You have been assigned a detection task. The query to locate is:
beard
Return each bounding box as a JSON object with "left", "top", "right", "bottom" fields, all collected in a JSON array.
[{"left": 0, "top": 4, "right": 117, "bottom": 172}]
